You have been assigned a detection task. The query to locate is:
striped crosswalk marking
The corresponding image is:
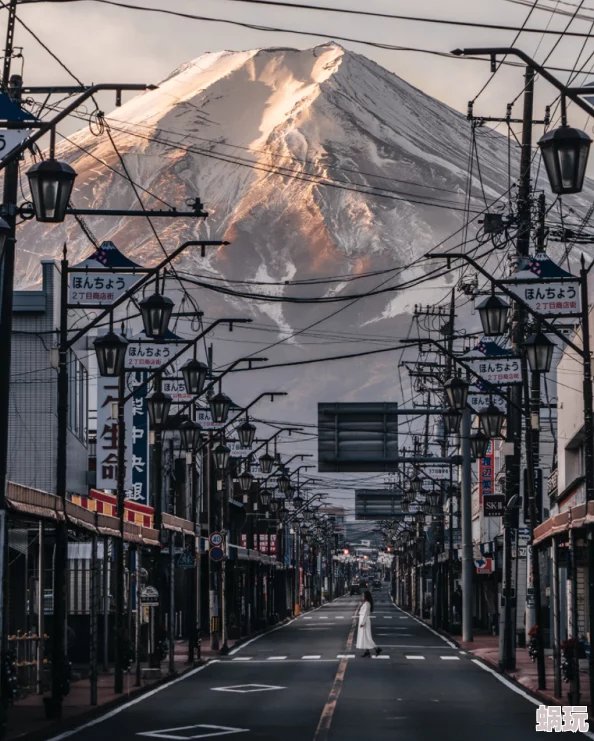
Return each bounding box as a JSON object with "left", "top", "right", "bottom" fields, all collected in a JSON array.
[
  {"left": 406, "top": 655, "right": 425, "bottom": 660},
  {"left": 302, "top": 655, "right": 321, "bottom": 660},
  {"left": 440, "top": 656, "right": 460, "bottom": 661},
  {"left": 336, "top": 654, "right": 355, "bottom": 659},
  {"left": 267, "top": 656, "right": 287, "bottom": 661},
  {"left": 232, "top": 657, "right": 252, "bottom": 661}
]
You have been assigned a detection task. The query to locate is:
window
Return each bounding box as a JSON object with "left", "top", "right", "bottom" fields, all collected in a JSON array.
[{"left": 68, "top": 350, "right": 88, "bottom": 442}]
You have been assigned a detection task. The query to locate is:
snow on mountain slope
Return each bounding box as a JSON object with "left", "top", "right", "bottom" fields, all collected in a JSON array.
[{"left": 13, "top": 43, "right": 594, "bottom": 427}]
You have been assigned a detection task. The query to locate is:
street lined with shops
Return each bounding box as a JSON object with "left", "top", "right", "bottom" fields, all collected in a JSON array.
[{"left": 39, "top": 592, "right": 554, "bottom": 741}]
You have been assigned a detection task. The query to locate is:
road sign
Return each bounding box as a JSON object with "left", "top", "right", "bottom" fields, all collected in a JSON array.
[
  {"left": 474, "top": 557, "right": 494, "bottom": 574},
  {"left": 518, "top": 526, "right": 531, "bottom": 545},
  {"left": 209, "top": 546, "right": 225, "bottom": 562},
  {"left": 140, "top": 586, "right": 159, "bottom": 606},
  {"left": 0, "top": 92, "right": 35, "bottom": 162},
  {"left": 210, "top": 532, "right": 223, "bottom": 547},
  {"left": 177, "top": 549, "right": 196, "bottom": 569}
]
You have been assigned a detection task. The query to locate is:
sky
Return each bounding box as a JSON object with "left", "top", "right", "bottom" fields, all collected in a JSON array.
[{"left": 7, "top": 0, "right": 594, "bottom": 138}]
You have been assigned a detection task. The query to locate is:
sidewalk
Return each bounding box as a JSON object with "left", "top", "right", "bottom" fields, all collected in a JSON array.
[
  {"left": 5, "top": 638, "right": 231, "bottom": 741},
  {"left": 428, "top": 622, "right": 591, "bottom": 711}
]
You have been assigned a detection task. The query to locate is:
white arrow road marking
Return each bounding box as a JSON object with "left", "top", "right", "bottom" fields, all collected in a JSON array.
[
  {"left": 137, "top": 724, "right": 249, "bottom": 740},
  {"left": 211, "top": 684, "right": 286, "bottom": 693}
]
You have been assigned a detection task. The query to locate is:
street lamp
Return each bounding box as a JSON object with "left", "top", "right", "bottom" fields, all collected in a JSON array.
[
  {"left": 269, "top": 498, "right": 280, "bottom": 515},
  {"left": 525, "top": 331, "right": 555, "bottom": 374},
  {"left": 26, "top": 159, "right": 77, "bottom": 222},
  {"left": 538, "top": 125, "right": 592, "bottom": 195},
  {"left": 259, "top": 452, "right": 275, "bottom": 474},
  {"left": 237, "top": 420, "right": 256, "bottom": 448},
  {"left": 400, "top": 498, "right": 410, "bottom": 513},
  {"left": 238, "top": 470, "right": 254, "bottom": 493},
  {"left": 410, "top": 474, "right": 423, "bottom": 494},
  {"left": 259, "top": 488, "right": 272, "bottom": 508},
  {"left": 478, "top": 402, "right": 505, "bottom": 438},
  {"left": 209, "top": 392, "right": 232, "bottom": 424},
  {"left": 476, "top": 294, "right": 509, "bottom": 336},
  {"left": 139, "top": 292, "right": 174, "bottom": 339},
  {"left": 179, "top": 419, "right": 202, "bottom": 452},
  {"left": 444, "top": 376, "right": 469, "bottom": 411},
  {"left": 443, "top": 409, "right": 462, "bottom": 435},
  {"left": 470, "top": 430, "right": 490, "bottom": 460},
  {"left": 427, "top": 490, "right": 441, "bottom": 508},
  {"left": 277, "top": 473, "right": 291, "bottom": 495},
  {"left": 146, "top": 390, "right": 172, "bottom": 427},
  {"left": 181, "top": 358, "right": 208, "bottom": 396},
  {"left": 213, "top": 442, "right": 230, "bottom": 471},
  {"left": 93, "top": 331, "right": 128, "bottom": 377}
]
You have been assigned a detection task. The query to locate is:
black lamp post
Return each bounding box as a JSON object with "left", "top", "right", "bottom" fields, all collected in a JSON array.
[
  {"left": 443, "top": 409, "right": 462, "bottom": 436},
  {"left": 444, "top": 376, "right": 469, "bottom": 410},
  {"left": 470, "top": 430, "right": 490, "bottom": 460},
  {"left": 410, "top": 475, "right": 423, "bottom": 494},
  {"left": 0, "top": 217, "right": 10, "bottom": 263},
  {"left": 179, "top": 419, "right": 202, "bottom": 452},
  {"left": 209, "top": 392, "right": 232, "bottom": 424},
  {"left": 538, "top": 125, "right": 592, "bottom": 195},
  {"left": 286, "top": 483, "right": 296, "bottom": 501},
  {"left": 146, "top": 390, "right": 172, "bottom": 427},
  {"left": 277, "top": 473, "right": 291, "bottom": 495},
  {"left": 237, "top": 420, "right": 256, "bottom": 448},
  {"left": 94, "top": 331, "right": 128, "bottom": 377},
  {"left": 238, "top": 470, "right": 254, "bottom": 493},
  {"left": 139, "top": 292, "right": 174, "bottom": 339},
  {"left": 259, "top": 488, "right": 272, "bottom": 509},
  {"left": 259, "top": 452, "right": 274, "bottom": 474},
  {"left": 427, "top": 490, "right": 441, "bottom": 508},
  {"left": 477, "top": 294, "right": 509, "bottom": 336},
  {"left": 213, "top": 442, "right": 230, "bottom": 471},
  {"left": 26, "top": 159, "right": 77, "bottom": 222},
  {"left": 525, "top": 331, "right": 555, "bottom": 374},
  {"left": 181, "top": 358, "right": 208, "bottom": 396},
  {"left": 478, "top": 402, "right": 506, "bottom": 438}
]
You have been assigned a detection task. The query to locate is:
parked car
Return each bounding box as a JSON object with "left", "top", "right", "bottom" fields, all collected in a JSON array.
[
  {"left": 372, "top": 579, "right": 381, "bottom": 591},
  {"left": 350, "top": 582, "right": 361, "bottom": 595}
]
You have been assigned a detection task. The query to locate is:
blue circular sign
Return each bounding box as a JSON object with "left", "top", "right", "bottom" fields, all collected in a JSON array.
[{"left": 210, "top": 546, "right": 225, "bottom": 562}]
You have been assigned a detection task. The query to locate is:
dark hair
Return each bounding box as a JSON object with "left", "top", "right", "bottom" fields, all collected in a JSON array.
[{"left": 363, "top": 590, "right": 374, "bottom": 612}]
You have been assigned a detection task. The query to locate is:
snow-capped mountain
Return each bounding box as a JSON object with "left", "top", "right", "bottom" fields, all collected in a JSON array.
[{"left": 13, "top": 43, "right": 593, "bottom": 435}]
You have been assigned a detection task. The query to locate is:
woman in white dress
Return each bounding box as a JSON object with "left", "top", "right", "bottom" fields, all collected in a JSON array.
[{"left": 356, "top": 590, "right": 382, "bottom": 658}]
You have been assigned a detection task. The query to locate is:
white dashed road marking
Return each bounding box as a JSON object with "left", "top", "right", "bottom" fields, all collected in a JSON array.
[
  {"left": 231, "top": 657, "right": 252, "bottom": 662},
  {"left": 267, "top": 656, "right": 287, "bottom": 661},
  {"left": 302, "top": 655, "right": 321, "bottom": 660},
  {"left": 440, "top": 656, "right": 460, "bottom": 661},
  {"left": 406, "top": 656, "right": 425, "bottom": 660}
]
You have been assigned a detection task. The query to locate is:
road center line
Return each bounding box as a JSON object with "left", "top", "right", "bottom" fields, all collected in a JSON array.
[{"left": 313, "top": 606, "right": 358, "bottom": 741}]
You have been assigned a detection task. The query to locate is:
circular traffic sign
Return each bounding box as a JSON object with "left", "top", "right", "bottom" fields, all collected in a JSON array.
[
  {"left": 210, "top": 546, "right": 225, "bottom": 562},
  {"left": 210, "top": 532, "right": 223, "bottom": 547}
]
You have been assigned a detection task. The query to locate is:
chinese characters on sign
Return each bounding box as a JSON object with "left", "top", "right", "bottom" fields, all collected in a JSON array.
[
  {"left": 240, "top": 533, "right": 277, "bottom": 555},
  {"left": 478, "top": 440, "right": 494, "bottom": 504},
  {"left": 96, "top": 378, "right": 131, "bottom": 491},
  {"left": 420, "top": 464, "right": 450, "bottom": 481},
  {"left": 162, "top": 378, "right": 193, "bottom": 402},
  {"left": 468, "top": 392, "right": 507, "bottom": 413},
  {"left": 125, "top": 340, "right": 173, "bottom": 369},
  {"left": 68, "top": 241, "right": 144, "bottom": 307},
  {"left": 535, "top": 705, "right": 589, "bottom": 732},
  {"left": 128, "top": 372, "right": 149, "bottom": 506}
]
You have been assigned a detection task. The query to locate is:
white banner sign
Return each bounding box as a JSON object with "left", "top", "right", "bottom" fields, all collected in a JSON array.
[
  {"left": 227, "top": 440, "right": 257, "bottom": 458},
  {"left": 468, "top": 392, "right": 507, "bottom": 412},
  {"left": 69, "top": 272, "right": 140, "bottom": 306},
  {"left": 504, "top": 280, "right": 580, "bottom": 316},
  {"left": 96, "top": 377, "right": 133, "bottom": 492},
  {"left": 467, "top": 357, "right": 522, "bottom": 385},
  {"left": 420, "top": 464, "right": 450, "bottom": 481},
  {"left": 161, "top": 378, "right": 194, "bottom": 402}
]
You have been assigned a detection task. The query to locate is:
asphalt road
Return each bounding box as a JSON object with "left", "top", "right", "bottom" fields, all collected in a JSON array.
[{"left": 51, "top": 589, "right": 590, "bottom": 741}]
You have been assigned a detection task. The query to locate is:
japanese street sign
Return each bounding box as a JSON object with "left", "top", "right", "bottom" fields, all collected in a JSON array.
[
  {"left": 127, "top": 372, "right": 149, "bottom": 506},
  {"left": 503, "top": 253, "right": 580, "bottom": 316},
  {"left": 140, "top": 586, "right": 159, "bottom": 606},
  {"left": 209, "top": 532, "right": 223, "bottom": 547},
  {"left": 464, "top": 340, "right": 521, "bottom": 385},
  {"left": 209, "top": 546, "right": 225, "bottom": 562},
  {"left": 474, "top": 557, "right": 494, "bottom": 574},
  {"left": 227, "top": 440, "right": 257, "bottom": 458},
  {"left": 518, "top": 526, "right": 531, "bottom": 545},
  {"left": 161, "top": 378, "right": 193, "bottom": 402},
  {"left": 96, "top": 377, "right": 132, "bottom": 492},
  {"left": 468, "top": 392, "right": 506, "bottom": 412},
  {"left": 420, "top": 464, "right": 450, "bottom": 481},
  {"left": 125, "top": 330, "right": 185, "bottom": 370},
  {"left": 177, "top": 549, "right": 196, "bottom": 569},
  {"left": 240, "top": 533, "right": 277, "bottom": 555},
  {"left": 68, "top": 241, "right": 144, "bottom": 306},
  {"left": 195, "top": 408, "right": 241, "bottom": 431},
  {"left": 483, "top": 494, "right": 505, "bottom": 517},
  {"left": 0, "top": 92, "right": 36, "bottom": 162},
  {"left": 479, "top": 440, "right": 494, "bottom": 503}
]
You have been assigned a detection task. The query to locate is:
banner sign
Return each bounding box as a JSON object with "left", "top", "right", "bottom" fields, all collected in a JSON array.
[
  {"left": 420, "top": 464, "right": 450, "bottom": 481},
  {"left": 127, "top": 371, "right": 149, "bottom": 506},
  {"left": 478, "top": 440, "right": 495, "bottom": 504},
  {"left": 195, "top": 407, "right": 241, "bottom": 431},
  {"left": 125, "top": 330, "right": 185, "bottom": 370},
  {"left": 483, "top": 494, "right": 505, "bottom": 517},
  {"left": 468, "top": 391, "right": 507, "bottom": 412},
  {"left": 227, "top": 440, "right": 257, "bottom": 458},
  {"left": 240, "top": 533, "right": 277, "bottom": 555},
  {"left": 96, "top": 378, "right": 132, "bottom": 491},
  {"left": 502, "top": 253, "right": 581, "bottom": 316},
  {"left": 464, "top": 340, "right": 521, "bottom": 385},
  {"left": 68, "top": 241, "right": 144, "bottom": 306},
  {"left": 162, "top": 378, "right": 193, "bottom": 402}
]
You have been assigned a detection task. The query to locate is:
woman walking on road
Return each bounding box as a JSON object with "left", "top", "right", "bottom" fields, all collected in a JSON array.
[{"left": 356, "top": 590, "right": 382, "bottom": 658}]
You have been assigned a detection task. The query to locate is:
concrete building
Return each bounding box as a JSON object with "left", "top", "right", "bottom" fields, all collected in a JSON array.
[{"left": 9, "top": 260, "right": 89, "bottom": 496}]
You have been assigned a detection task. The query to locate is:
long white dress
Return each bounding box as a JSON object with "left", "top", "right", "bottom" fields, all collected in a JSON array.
[{"left": 356, "top": 602, "right": 376, "bottom": 650}]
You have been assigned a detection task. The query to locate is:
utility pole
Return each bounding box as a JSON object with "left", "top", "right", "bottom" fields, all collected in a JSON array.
[
  {"left": 461, "top": 404, "right": 473, "bottom": 643},
  {"left": 0, "top": 5, "right": 19, "bottom": 722}
]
